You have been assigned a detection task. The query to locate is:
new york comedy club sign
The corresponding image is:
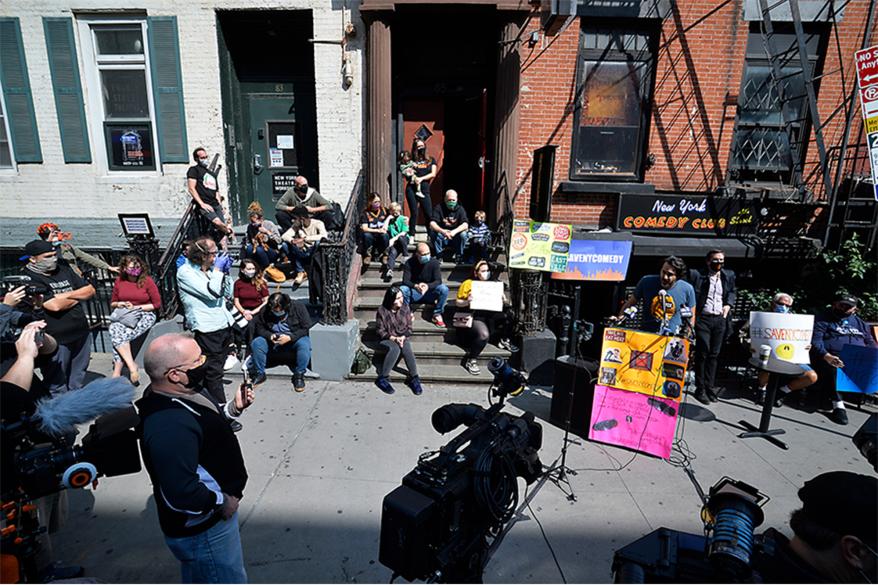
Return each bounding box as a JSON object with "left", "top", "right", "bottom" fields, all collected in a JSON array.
[{"left": 615, "top": 194, "right": 758, "bottom": 235}]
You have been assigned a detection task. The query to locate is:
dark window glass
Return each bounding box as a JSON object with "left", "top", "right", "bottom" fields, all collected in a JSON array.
[{"left": 571, "top": 26, "right": 656, "bottom": 181}]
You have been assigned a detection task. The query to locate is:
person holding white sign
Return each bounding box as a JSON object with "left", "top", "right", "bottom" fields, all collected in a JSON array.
[{"left": 456, "top": 261, "right": 517, "bottom": 376}]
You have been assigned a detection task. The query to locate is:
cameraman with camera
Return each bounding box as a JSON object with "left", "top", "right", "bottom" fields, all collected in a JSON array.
[{"left": 1, "top": 322, "right": 81, "bottom": 581}]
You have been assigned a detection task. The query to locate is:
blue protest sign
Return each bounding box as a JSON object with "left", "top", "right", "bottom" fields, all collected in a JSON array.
[
  {"left": 552, "top": 239, "right": 633, "bottom": 281},
  {"left": 836, "top": 345, "right": 878, "bottom": 394}
]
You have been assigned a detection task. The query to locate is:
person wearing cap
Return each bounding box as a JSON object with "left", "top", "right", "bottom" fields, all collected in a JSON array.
[
  {"left": 36, "top": 222, "right": 118, "bottom": 276},
  {"left": 19, "top": 240, "right": 95, "bottom": 395},
  {"left": 755, "top": 471, "right": 877, "bottom": 583},
  {"left": 810, "top": 294, "right": 878, "bottom": 425}
]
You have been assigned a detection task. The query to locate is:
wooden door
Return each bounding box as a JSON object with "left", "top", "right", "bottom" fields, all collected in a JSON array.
[{"left": 402, "top": 99, "right": 445, "bottom": 222}]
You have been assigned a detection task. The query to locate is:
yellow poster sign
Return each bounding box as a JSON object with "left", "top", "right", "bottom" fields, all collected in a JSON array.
[
  {"left": 599, "top": 328, "right": 690, "bottom": 402},
  {"left": 508, "top": 220, "right": 573, "bottom": 273},
  {"left": 867, "top": 116, "right": 878, "bottom": 135}
]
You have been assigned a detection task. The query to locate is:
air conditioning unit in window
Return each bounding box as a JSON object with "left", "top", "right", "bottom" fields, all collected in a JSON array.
[{"left": 541, "top": 0, "right": 577, "bottom": 36}]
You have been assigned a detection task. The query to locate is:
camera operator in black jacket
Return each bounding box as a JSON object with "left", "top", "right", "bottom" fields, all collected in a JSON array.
[
  {"left": 137, "top": 333, "right": 255, "bottom": 584},
  {"left": 688, "top": 249, "right": 736, "bottom": 404}
]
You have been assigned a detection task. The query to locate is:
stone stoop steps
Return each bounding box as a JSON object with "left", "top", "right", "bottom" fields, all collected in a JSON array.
[{"left": 348, "top": 239, "right": 511, "bottom": 385}]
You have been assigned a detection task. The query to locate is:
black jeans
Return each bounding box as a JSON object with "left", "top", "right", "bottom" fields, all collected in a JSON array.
[
  {"left": 194, "top": 327, "right": 234, "bottom": 403},
  {"left": 405, "top": 184, "right": 431, "bottom": 235},
  {"left": 694, "top": 314, "right": 726, "bottom": 393},
  {"left": 468, "top": 311, "right": 512, "bottom": 359},
  {"left": 379, "top": 339, "right": 418, "bottom": 378},
  {"left": 386, "top": 234, "right": 410, "bottom": 270},
  {"left": 811, "top": 357, "right": 842, "bottom": 406}
]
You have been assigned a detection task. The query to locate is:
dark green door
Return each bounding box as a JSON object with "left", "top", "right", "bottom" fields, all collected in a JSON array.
[{"left": 243, "top": 92, "right": 298, "bottom": 213}]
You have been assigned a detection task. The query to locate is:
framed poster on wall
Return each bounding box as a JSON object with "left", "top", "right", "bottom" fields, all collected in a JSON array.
[{"left": 104, "top": 123, "right": 155, "bottom": 171}]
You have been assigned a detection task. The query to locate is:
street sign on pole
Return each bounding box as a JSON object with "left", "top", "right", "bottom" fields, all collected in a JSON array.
[{"left": 855, "top": 45, "right": 878, "bottom": 200}]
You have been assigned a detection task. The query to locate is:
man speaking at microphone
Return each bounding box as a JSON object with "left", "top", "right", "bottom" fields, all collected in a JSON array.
[
  {"left": 613, "top": 256, "right": 696, "bottom": 337},
  {"left": 137, "top": 333, "right": 255, "bottom": 583}
]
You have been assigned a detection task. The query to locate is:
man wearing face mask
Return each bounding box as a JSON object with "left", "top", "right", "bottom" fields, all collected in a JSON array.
[
  {"left": 401, "top": 243, "right": 449, "bottom": 328},
  {"left": 429, "top": 190, "right": 469, "bottom": 263},
  {"left": 187, "top": 148, "right": 233, "bottom": 243},
  {"left": 137, "top": 333, "right": 255, "bottom": 583},
  {"left": 745, "top": 293, "right": 818, "bottom": 406},
  {"left": 249, "top": 292, "right": 313, "bottom": 392},
  {"left": 275, "top": 175, "right": 333, "bottom": 234},
  {"left": 810, "top": 294, "right": 877, "bottom": 425},
  {"left": 19, "top": 239, "right": 95, "bottom": 395},
  {"left": 688, "top": 249, "right": 736, "bottom": 404}
]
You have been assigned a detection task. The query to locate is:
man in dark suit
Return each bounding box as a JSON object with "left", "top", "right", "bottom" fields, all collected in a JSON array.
[{"left": 688, "top": 249, "right": 736, "bottom": 404}]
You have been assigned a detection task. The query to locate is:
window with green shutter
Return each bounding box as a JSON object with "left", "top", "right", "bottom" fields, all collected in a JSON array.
[
  {"left": 0, "top": 17, "right": 42, "bottom": 163},
  {"left": 44, "top": 17, "right": 91, "bottom": 163},
  {"left": 147, "top": 17, "right": 188, "bottom": 163}
]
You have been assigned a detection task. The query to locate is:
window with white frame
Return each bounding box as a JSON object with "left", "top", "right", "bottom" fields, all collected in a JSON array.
[
  {"left": 0, "top": 81, "right": 14, "bottom": 170},
  {"left": 82, "top": 21, "right": 158, "bottom": 171}
]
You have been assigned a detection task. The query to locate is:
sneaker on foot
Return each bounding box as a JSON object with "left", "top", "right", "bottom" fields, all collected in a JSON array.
[
  {"left": 498, "top": 338, "right": 519, "bottom": 352},
  {"left": 464, "top": 359, "right": 481, "bottom": 375},
  {"left": 432, "top": 314, "right": 446, "bottom": 328},
  {"left": 384, "top": 268, "right": 394, "bottom": 282},
  {"left": 828, "top": 407, "right": 849, "bottom": 425},
  {"left": 252, "top": 372, "right": 267, "bottom": 386},
  {"left": 375, "top": 377, "right": 395, "bottom": 395},
  {"left": 304, "top": 368, "right": 320, "bottom": 379},
  {"left": 293, "top": 272, "right": 306, "bottom": 286},
  {"left": 407, "top": 376, "right": 423, "bottom": 396},
  {"left": 292, "top": 373, "right": 305, "bottom": 393},
  {"left": 230, "top": 420, "right": 243, "bottom": 433},
  {"left": 224, "top": 354, "right": 240, "bottom": 371}
]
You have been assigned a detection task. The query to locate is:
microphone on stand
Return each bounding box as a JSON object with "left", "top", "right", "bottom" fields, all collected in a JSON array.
[{"left": 658, "top": 289, "right": 672, "bottom": 334}]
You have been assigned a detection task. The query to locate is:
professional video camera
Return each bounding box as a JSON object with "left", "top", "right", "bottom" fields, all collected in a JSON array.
[
  {"left": 1, "top": 379, "right": 142, "bottom": 582},
  {"left": 379, "top": 364, "right": 543, "bottom": 583}
]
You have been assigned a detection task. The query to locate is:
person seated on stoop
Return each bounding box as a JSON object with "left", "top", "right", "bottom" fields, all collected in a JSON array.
[
  {"left": 374, "top": 286, "right": 423, "bottom": 396},
  {"left": 249, "top": 292, "right": 313, "bottom": 393},
  {"left": 282, "top": 206, "right": 327, "bottom": 287},
  {"left": 400, "top": 242, "right": 449, "bottom": 328},
  {"left": 809, "top": 293, "right": 877, "bottom": 426},
  {"left": 359, "top": 192, "right": 390, "bottom": 268},
  {"left": 466, "top": 210, "right": 491, "bottom": 264},
  {"left": 751, "top": 293, "right": 818, "bottom": 407},
  {"left": 382, "top": 202, "right": 410, "bottom": 282},
  {"left": 429, "top": 189, "right": 469, "bottom": 264}
]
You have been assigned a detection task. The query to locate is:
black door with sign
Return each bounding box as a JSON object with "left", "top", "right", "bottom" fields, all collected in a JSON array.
[{"left": 245, "top": 93, "right": 298, "bottom": 212}]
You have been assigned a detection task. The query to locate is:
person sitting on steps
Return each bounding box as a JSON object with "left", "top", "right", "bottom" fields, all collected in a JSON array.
[
  {"left": 282, "top": 206, "right": 327, "bottom": 287},
  {"left": 359, "top": 192, "right": 389, "bottom": 268},
  {"left": 249, "top": 292, "right": 313, "bottom": 393},
  {"left": 374, "top": 286, "right": 423, "bottom": 396},
  {"left": 429, "top": 189, "right": 469, "bottom": 264},
  {"left": 383, "top": 202, "right": 410, "bottom": 282},
  {"left": 400, "top": 243, "right": 449, "bottom": 328}
]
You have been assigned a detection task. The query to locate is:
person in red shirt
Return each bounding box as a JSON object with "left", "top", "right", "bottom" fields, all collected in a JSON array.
[
  {"left": 232, "top": 259, "right": 270, "bottom": 357},
  {"left": 109, "top": 255, "right": 161, "bottom": 385}
]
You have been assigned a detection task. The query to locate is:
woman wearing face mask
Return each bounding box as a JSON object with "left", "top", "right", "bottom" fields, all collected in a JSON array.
[
  {"left": 242, "top": 202, "right": 283, "bottom": 270},
  {"left": 109, "top": 254, "right": 161, "bottom": 385},
  {"left": 405, "top": 140, "right": 437, "bottom": 237},
  {"left": 232, "top": 259, "right": 269, "bottom": 355},
  {"left": 374, "top": 286, "right": 423, "bottom": 395},
  {"left": 359, "top": 193, "right": 390, "bottom": 267},
  {"left": 455, "top": 261, "right": 518, "bottom": 375}
]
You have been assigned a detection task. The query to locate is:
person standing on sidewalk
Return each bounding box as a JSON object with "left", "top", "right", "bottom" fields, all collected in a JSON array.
[
  {"left": 20, "top": 240, "right": 95, "bottom": 395},
  {"left": 688, "top": 249, "right": 736, "bottom": 404},
  {"left": 176, "top": 237, "right": 237, "bottom": 410},
  {"left": 138, "top": 333, "right": 255, "bottom": 584}
]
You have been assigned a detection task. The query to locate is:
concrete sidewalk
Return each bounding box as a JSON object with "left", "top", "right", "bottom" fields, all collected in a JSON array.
[{"left": 53, "top": 354, "right": 875, "bottom": 583}]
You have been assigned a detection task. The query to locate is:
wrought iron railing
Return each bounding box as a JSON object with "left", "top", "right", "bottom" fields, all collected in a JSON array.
[{"left": 315, "top": 171, "right": 365, "bottom": 325}]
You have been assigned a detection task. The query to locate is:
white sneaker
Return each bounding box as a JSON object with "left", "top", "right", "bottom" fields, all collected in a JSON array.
[
  {"left": 224, "top": 354, "right": 240, "bottom": 371},
  {"left": 304, "top": 368, "right": 321, "bottom": 379}
]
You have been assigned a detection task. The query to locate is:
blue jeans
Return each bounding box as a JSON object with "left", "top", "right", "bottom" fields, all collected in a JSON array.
[
  {"left": 250, "top": 335, "right": 311, "bottom": 375},
  {"left": 361, "top": 232, "right": 389, "bottom": 256},
  {"left": 243, "top": 244, "right": 278, "bottom": 270},
  {"left": 400, "top": 284, "right": 449, "bottom": 316},
  {"left": 164, "top": 512, "right": 247, "bottom": 584},
  {"left": 285, "top": 243, "right": 318, "bottom": 274},
  {"left": 431, "top": 231, "right": 469, "bottom": 259}
]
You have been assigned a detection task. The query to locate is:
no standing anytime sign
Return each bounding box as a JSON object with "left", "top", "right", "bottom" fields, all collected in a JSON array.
[{"left": 856, "top": 45, "right": 878, "bottom": 200}]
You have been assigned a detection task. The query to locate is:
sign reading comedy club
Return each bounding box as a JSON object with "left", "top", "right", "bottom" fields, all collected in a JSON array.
[{"left": 616, "top": 194, "right": 757, "bottom": 235}]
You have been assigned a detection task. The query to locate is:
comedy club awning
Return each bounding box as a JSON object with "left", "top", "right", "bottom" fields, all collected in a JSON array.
[{"left": 630, "top": 235, "right": 758, "bottom": 258}]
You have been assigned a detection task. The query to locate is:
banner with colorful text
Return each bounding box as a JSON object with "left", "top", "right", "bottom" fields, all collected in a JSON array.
[
  {"left": 589, "top": 385, "right": 679, "bottom": 459},
  {"left": 508, "top": 220, "right": 572, "bottom": 273},
  {"left": 599, "top": 328, "right": 690, "bottom": 402}
]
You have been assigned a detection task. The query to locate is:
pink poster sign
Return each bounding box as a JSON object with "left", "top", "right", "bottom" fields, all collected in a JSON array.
[{"left": 588, "top": 385, "right": 679, "bottom": 459}]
